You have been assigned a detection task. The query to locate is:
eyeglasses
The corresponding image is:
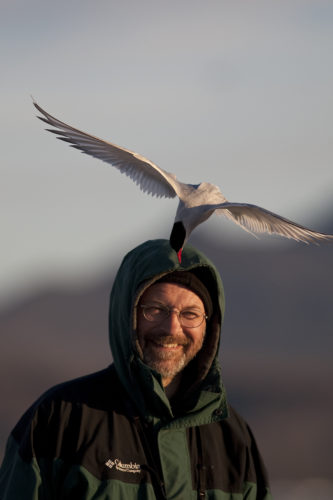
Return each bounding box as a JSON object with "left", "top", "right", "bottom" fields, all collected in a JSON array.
[{"left": 139, "top": 304, "right": 207, "bottom": 328}]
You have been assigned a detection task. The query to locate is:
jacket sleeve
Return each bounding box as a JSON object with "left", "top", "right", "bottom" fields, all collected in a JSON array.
[
  {"left": 0, "top": 434, "right": 42, "bottom": 500},
  {"left": 0, "top": 399, "right": 54, "bottom": 500},
  {"left": 243, "top": 422, "right": 273, "bottom": 500},
  {"left": 225, "top": 405, "right": 272, "bottom": 499}
]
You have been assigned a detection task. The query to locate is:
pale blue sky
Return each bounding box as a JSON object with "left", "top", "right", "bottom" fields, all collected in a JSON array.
[{"left": 1, "top": 0, "right": 333, "bottom": 306}]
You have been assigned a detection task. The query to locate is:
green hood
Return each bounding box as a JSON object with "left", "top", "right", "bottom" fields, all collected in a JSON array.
[{"left": 108, "top": 239, "right": 228, "bottom": 426}]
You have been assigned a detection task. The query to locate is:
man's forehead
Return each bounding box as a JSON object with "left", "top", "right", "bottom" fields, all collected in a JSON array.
[
  {"left": 139, "top": 271, "right": 213, "bottom": 318},
  {"left": 140, "top": 282, "right": 205, "bottom": 307}
]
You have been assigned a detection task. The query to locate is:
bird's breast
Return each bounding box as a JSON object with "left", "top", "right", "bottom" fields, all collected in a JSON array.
[{"left": 178, "top": 182, "right": 225, "bottom": 208}]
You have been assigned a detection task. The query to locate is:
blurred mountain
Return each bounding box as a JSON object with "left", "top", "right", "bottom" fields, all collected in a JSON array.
[{"left": 0, "top": 225, "right": 332, "bottom": 488}]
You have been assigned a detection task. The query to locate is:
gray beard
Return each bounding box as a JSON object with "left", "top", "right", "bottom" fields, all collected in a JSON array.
[
  {"left": 143, "top": 350, "right": 187, "bottom": 380},
  {"left": 141, "top": 333, "right": 204, "bottom": 380}
]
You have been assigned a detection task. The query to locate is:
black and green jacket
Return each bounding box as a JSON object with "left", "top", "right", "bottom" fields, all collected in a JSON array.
[{"left": 0, "top": 239, "right": 272, "bottom": 499}]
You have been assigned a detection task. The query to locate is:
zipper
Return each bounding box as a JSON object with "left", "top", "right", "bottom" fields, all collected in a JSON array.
[
  {"left": 196, "top": 426, "right": 207, "bottom": 499},
  {"left": 133, "top": 416, "right": 167, "bottom": 500}
]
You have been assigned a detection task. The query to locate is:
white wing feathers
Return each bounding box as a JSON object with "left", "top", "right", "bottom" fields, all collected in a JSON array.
[
  {"left": 33, "top": 101, "right": 333, "bottom": 247},
  {"left": 214, "top": 203, "right": 333, "bottom": 244},
  {"left": 33, "top": 101, "right": 179, "bottom": 199}
]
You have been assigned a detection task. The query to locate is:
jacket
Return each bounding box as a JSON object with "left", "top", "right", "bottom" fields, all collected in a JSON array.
[{"left": 0, "top": 239, "right": 272, "bottom": 499}]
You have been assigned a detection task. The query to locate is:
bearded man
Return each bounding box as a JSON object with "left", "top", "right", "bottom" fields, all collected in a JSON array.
[{"left": 0, "top": 239, "right": 272, "bottom": 499}]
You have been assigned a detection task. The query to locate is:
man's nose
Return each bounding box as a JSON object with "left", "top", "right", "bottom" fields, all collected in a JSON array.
[{"left": 160, "top": 310, "right": 183, "bottom": 333}]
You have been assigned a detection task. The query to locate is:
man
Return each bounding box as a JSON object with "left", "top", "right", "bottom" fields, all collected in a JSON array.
[{"left": 0, "top": 239, "right": 272, "bottom": 499}]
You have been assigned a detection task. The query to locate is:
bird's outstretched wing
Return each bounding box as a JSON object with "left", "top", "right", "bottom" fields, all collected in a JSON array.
[
  {"left": 212, "top": 202, "right": 333, "bottom": 244},
  {"left": 33, "top": 101, "right": 180, "bottom": 199}
]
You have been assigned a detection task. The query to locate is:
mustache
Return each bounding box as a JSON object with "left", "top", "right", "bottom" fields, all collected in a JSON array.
[{"left": 144, "top": 334, "right": 189, "bottom": 346}]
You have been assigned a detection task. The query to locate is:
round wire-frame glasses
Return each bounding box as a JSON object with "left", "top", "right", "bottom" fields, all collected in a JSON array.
[{"left": 139, "top": 304, "right": 207, "bottom": 328}]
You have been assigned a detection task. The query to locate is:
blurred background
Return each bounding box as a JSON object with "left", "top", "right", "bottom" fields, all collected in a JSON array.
[{"left": 1, "top": 1, "right": 333, "bottom": 498}]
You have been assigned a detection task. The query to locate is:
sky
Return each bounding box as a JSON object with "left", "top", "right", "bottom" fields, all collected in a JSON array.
[{"left": 1, "top": 0, "right": 333, "bottom": 307}]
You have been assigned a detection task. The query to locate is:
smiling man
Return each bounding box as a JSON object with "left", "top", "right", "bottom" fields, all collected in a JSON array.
[
  {"left": 0, "top": 239, "right": 272, "bottom": 499},
  {"left": 136, "top": 273, "right": 211, "bottom": 397}
]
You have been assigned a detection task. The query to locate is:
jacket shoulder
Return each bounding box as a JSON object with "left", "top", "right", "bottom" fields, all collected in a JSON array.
[
  {"left": 223, "top": 405, "right": 254, "bottom": 439},
  {"left": 35, "top": 365, "right": 121, "bottom": 408},
  {"left": 11, "top": 366, "right": 125, "bottom": 456}
]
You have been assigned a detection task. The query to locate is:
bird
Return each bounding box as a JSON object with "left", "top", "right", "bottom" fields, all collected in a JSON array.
[{"left": 33, "top": 100, "right": 333, "bottom": 263}]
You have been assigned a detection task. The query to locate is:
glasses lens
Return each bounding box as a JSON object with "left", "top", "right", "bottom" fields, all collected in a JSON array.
[
  {"left": 141, "top": 305, "right": 206, "bottom": 328},
  {"left": 142, "top": 305, "right": 168, "bottom": 322},
  {"left": 179, "top": 310, "right": 205, "bottom": 328}
]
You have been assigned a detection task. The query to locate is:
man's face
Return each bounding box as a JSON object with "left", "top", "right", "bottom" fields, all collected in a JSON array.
[{"left": 136, "top": 282, "right": 206, "bottom": 386}]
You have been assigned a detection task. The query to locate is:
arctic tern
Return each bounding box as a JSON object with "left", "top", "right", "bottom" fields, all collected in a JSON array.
[{"left": 33, "top": 101, "right": 333, "bottom": 262}]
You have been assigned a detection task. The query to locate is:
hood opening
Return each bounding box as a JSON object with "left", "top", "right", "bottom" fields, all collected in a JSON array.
[
  {"left": 132, "top": 264, "right": 222, "bottom": 396},
  {"left": 108, "top": 239, "right": 225, "bottom": 418}
]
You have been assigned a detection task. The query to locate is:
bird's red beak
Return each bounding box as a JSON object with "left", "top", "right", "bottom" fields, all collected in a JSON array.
[{"left": 177, "top": 249, "right": 182, "bottom": 263}]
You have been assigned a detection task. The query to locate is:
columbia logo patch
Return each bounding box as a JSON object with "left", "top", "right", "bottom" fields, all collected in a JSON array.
[{"left": 105, "top": 458, "right": 141, "bottom": 474}]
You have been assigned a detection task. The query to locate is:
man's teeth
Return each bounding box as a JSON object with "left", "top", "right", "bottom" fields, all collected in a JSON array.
[{"left": 156, "top": 342, "right": 178, "bottom": 347}]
